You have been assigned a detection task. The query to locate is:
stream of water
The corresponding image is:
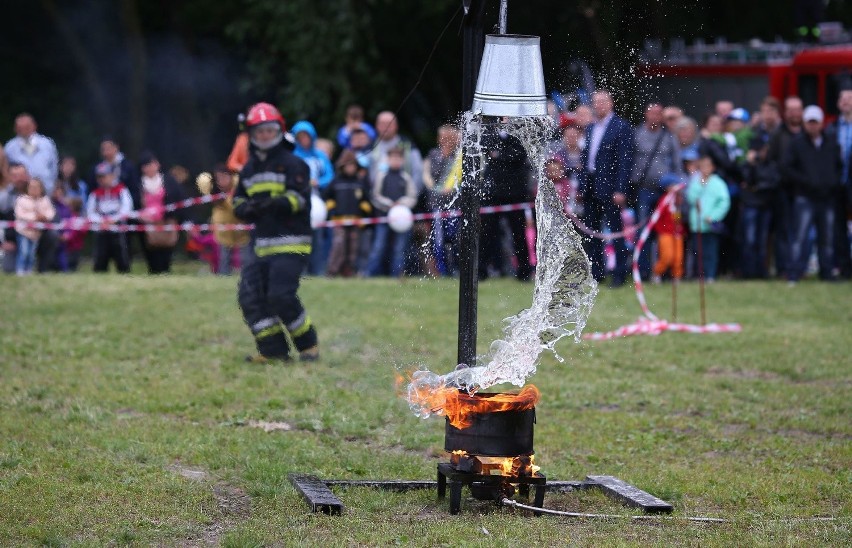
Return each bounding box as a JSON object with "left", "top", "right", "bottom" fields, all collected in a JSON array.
[{"left": 405, "top": 112, "right": 598, "bottom": 418}]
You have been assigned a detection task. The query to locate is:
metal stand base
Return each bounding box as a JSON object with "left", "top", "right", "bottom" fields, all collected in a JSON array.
[
  {"left": 436, "top": 463, "right": 546, "bottom": 515},
  {"left": 289, "top": 472, "right": 673, "bottom": 516}
]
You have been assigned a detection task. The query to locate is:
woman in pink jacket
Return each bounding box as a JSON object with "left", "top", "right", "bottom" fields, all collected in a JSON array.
[
  {"left": 138, "top": 151, "right": 185, "bottom": 274},
  {"left": 14, "top": 177, "right": 55, "bottom": 275}
]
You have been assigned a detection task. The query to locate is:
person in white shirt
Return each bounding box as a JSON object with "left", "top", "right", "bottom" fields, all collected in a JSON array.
[{"left": 4, "top": 113, "right": 58, "bottom": 194}]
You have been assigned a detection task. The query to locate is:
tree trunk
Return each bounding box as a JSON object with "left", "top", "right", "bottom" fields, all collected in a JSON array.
[{"left": 120, "top": 0, "right": 148, "bottom": 158}]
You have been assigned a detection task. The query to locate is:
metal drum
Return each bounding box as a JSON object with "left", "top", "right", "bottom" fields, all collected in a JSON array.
[{"left": 444, "top": 407, "right": 535, "bottom": 456}]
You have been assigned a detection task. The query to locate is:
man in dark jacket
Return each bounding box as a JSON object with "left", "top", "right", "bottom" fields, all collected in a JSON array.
[
  {"left": 479, "top": 126, "right": 533, "bottom": 281},
  {"left": 739, "top": 135, "right": 779, "bottom": 278},
  {"left": 784, "top": 105, "right": 843, "bottom": 282},
  {"left": 769, "top": 96, "right": 804, "bottom": 278},
  {"left": 233, "top": 102, "right": 319, "bottom": 362},
  {"left": 579, "top": 89, "right": 634, "bottom": 286},
  {"left": 825, "top": 89, "right": 852, "bottom": 278}
]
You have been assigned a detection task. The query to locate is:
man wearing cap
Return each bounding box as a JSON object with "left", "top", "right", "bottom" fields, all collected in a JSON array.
[
  {"left": 784, "top": 105, "right": 843, "bottom": 282},
  {"left": 713, "top": 107, "right": 753, "bottom": 277}
]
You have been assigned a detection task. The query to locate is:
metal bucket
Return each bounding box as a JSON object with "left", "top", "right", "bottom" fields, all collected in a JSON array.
[{"left": 471, "top": 34, "right": 547, "bottom": 117}]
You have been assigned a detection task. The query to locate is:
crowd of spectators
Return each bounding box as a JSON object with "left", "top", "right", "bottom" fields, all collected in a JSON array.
[{"left": 1, "top": 89, "right": 850, "bottom": 284}]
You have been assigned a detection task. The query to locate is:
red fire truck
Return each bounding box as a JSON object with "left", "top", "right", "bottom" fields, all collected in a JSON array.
[{"left": 638, "top": 38, "right": 852, "bottom": 118}]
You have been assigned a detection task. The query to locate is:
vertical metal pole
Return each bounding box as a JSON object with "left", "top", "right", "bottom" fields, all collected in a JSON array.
[
  {"left": 457, "top": 139, "right": 482, "bottom": 367},
  {"left": 498, "top": 0, "right": 507, "bottom": 34},
  {"left": 457, "top": 0, "right": 487, "bottom": 368}
]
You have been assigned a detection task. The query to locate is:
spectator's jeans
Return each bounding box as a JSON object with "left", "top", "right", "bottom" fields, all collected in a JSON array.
[
  {"left": 693, "top": 232, "right": 720, "bottom": 280},
  {"left": 789, "top": 195, "right": 835, "bottom": 281},
  {"left": 2, "top": 242, "right": 15, "bottom": 273},
  {"left": 636, "top": 187, "right": 662, "bottom": 279},
  {"left": 833, "top": 187, "right": 851, "bottom": 276},
  {"left": 772, "top": 190, "right": 792, "bottom": 277},
  {"left": 366, "top": 223, "right": 411, "bottom": 277},
  {"left": 583, "top": 198, "right": 629, "bottom": 284},
  {"left": 309, "top": 227, "right": 331, "bottom": 276},
  {"left": 15, "top": 234, "right": 38, "bottom": 274},
  {"left": 327, "top": 226, "right": 360, "bottom": 276},
  {"left": 218, "top": 245, "right": 253, "bottom": 276},
  {"left": 739, "top": 206, "right": 772, "bottom": 279},
  {"left": 433, "top": 215, "right": 460, "bottom": 276}
]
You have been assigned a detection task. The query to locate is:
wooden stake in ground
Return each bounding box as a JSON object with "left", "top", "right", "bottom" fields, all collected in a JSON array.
[{"left": 695, "top": 203, "right": 707, "bottom": 326}]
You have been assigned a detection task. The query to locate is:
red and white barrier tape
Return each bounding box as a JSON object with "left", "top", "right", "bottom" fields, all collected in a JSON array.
[
  {"left": 630, "top": 186, "right": 684, "bottom": 321},
  {"left": 0, "top": 201, "right": 536, "bottom": 233},
  {"left": 583, "top": 317, "right": 742, "bottom": 340},
  {"left": 121, "top": 192, "right": 231, "bottom": 220},
  {"left": 583, "top": 183, "right": 743, "bottom": 340},
  {"left": 564, "top": 209, "right": 643, "bottom": 242}
]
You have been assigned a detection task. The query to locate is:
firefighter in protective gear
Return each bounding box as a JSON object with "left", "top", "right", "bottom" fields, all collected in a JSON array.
[{"left": 233, "top": 102, "right": 319, "bottom": 362}]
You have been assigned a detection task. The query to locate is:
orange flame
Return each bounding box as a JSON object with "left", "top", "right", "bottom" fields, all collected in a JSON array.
[
  {"left": 398, "top": 370, "right": 540, "bottom": 429},
  {"left": 440, "top": 385, "right": 540, "bottom": 429},
  {"left": 450, "top": 451, "right": 540, "bottom": 477}
]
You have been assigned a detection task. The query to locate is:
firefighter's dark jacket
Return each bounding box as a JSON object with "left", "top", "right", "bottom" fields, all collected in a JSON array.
[{"left": 233, "top": 141, "right": 313, "bottom": 257}]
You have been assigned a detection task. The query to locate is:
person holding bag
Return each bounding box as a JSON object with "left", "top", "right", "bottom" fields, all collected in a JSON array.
[
  {"left": 630, "top": 103, "right": 682, "bottom": 280},
  {"left": 138, "top": 151, "right": 185, "bottom": 274}
]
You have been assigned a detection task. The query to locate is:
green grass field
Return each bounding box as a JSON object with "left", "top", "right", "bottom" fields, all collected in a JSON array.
[{"left": 1, "top": 272, "right": 849, "bottom": 546}]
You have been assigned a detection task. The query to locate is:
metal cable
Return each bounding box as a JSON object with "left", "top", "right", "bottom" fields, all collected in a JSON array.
[
  {"left": 502, "top": 499, "right": 842, "bottom": 524},
  {"left": 501, "top": 498, "right": 726, "bottom": 523}
]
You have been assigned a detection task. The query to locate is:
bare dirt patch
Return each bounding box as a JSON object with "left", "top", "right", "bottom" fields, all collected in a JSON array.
[
  {"left": 246, "top": 419, "right": 294, "bottom": 432},
  {"left": 169, "top": 463, "right": 251, "bottom": 546},
  {"left": 705, "top": 367, "right": 780, "bottom": 381}
]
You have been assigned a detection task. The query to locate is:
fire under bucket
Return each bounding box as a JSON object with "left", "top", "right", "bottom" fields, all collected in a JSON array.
[{"left": 471, "top": 34, "right": 547, "bottom": 117}]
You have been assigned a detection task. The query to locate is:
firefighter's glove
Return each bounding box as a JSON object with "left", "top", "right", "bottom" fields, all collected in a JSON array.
[
  {"left": 250, "top": 198, "right": 276, "bottom": 215},
  {"left": 268, "top": 192, "right": 307, "bottom": 216},
  {"left": 234, "top": 198, "right": 264, "bottom": 221}
]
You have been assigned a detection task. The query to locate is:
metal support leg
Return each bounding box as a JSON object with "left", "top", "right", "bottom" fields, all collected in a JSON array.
[
  {"left": 449, "top": 481, "right": 463, "bottom": 515},
  {"left": 518, "top": 484, "right": 530, "bottom": 499},
  {"left": 533, "top": 484, "right": 546, "bottom": 516},
  {"left": 437, "top": 469, "right": 447, "bottom": 499}
]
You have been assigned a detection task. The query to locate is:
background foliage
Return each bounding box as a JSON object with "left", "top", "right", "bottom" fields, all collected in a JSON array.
[{"left": 0, "top": 0, "right": 850, "bottom": 173}]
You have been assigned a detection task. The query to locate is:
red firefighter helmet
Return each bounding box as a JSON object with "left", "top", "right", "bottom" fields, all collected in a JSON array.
[{"left": 246, "top": 102, "right": 286, "bottom": 150}]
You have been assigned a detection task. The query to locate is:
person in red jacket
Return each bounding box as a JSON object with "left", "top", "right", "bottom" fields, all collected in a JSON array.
[{"left": 651, "top": 176, "right": 686, "bottom": 283}]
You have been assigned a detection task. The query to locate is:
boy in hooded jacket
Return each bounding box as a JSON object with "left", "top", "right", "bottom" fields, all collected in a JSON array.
[
  {"left": 323, "top": 149, "right": 372, "bottom": 276},
  {"left": 292, "top": 120, "right": 334, "bottom": 275}
]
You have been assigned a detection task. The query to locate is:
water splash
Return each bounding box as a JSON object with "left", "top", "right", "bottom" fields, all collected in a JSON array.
[{"left": 405, "top": 112, "right": 598, "bottom": 417}]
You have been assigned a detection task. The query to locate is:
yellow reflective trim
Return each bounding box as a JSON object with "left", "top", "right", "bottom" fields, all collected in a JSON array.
[
  {"left": 290, "top": 317, "right": 312, "bottom": 338},
  {"left": 286, "top": 193, "right": 300, "bottom": 211},
  {"left": 256, "top": 324, "right": 284, "bottom": 340},
  {"left": 247, "top": 182, "right": 286, "bottom": 196},
  {"left": 254, "top": 244, "right": 312, "bottom": 257}
]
